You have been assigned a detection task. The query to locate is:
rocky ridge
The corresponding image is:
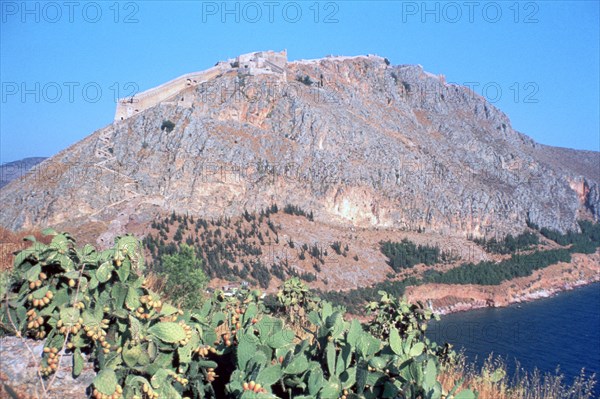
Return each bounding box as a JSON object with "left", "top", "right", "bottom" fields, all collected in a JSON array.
[
  {"left": 0, "top": 52, "right": 598, "bottom": 245},
  {"left": 0, "top": 157, "right": 47, "bottom": 189}
]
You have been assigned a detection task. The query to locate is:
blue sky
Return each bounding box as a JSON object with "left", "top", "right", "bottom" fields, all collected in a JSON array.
[{"left": 1, "top": 1, "right": 599, "bottom": 163}]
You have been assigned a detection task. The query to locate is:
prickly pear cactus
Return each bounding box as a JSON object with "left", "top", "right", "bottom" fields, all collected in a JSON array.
[
  {"left": 1, "top": 231, "right": 220, "bottom": 398},
  {"left": 1, "top": 230, "right": 477, "bottom": 399}
]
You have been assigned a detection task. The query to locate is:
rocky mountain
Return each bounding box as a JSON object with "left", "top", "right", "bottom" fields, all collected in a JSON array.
[
  {"left": 0, "top": 51, "right": 598, "bottom": 245},
  {"left": 0, "top": 157, "right": 47, "bottom": 188}
]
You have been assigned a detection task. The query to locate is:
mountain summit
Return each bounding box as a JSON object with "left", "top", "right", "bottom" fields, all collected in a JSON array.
[{"left": 1, "top": 51, "right": 598, "bottom": 243}]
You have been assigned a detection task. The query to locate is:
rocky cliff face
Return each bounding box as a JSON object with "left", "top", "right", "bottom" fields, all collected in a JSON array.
[{"left": 0, "top": 53, "right": 597, "bottom": 242}]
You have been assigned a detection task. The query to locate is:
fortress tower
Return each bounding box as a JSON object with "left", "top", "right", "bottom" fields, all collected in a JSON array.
[{"left": 114, "top": 50, "right": 287, "bottom": 122}]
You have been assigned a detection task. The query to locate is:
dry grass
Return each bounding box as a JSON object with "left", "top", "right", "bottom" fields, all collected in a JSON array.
[{"left": 439, "top": 354, "right": 597, "bottom": 399}]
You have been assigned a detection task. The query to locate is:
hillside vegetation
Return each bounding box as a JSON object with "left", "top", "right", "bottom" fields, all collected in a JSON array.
[
  {"left": 1, "top": 230, "right": 477, "bottom": 399},
  {"left": 142, "top": 205, "right": 354, "bottom": 290},
  {"left": 321, "top": 221, "right": 600, "bottom": 313},
  {"left": 0, "top": 229, "right": 597, "bottom": 398},
  {"left": 140, "top": 208, "right": 600, "bottom": 314}
]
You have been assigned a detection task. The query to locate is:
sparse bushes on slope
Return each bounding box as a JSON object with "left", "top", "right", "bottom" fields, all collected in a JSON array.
[
  {"left": 283, "top": 204, "right": 314, "bottom": 221},
  {"left": 324, "top": 222, "right": 600, "bottom": 313},
  {"left": 296, "top": 75, "right": 313, "bottom": 86},
  {"left": 430, "top": 221, "right": 600, "bottom": 286},
  {"left": 144, "top": 208, "right": 333, "bottom": 289}
]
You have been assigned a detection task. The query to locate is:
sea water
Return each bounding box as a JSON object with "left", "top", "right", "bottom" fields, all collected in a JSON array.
[{"left": 428, "top": 283, "right": 600, "bottom": 390}]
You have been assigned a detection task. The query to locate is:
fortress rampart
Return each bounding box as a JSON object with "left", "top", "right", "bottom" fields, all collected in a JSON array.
[{"left": 114, "top": 50, "right": 287, "bottom": 121}]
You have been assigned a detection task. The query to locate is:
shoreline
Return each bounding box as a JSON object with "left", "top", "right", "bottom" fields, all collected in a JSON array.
[
  {"left": 432, "top": 276, "right": 600, "bottom": 316},
  {"left": 405, "top": 251, "right": 600, "bottom": 316}
]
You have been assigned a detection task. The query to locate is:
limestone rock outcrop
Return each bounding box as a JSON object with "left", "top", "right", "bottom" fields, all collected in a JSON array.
[
  {"left": 0, "top": 337, "right": 93, "bottom": 398},
  {"left": 0, "top": 52, "right": 598, "bottom": 244}
]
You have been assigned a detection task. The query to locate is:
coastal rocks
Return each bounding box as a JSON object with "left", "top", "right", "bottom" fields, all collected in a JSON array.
[{"left": 406, "top": 251, "right": 600, "bottom": 315}]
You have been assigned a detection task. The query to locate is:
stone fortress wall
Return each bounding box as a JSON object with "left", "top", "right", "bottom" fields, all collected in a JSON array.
[{"left": 114, "top": 50, "right": 287, "bottom": 121}]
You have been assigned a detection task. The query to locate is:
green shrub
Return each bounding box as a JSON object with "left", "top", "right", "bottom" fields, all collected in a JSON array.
[
  {"left": 159, "top": 244, "right": 208, "bottom": 309},
  {"left": 0, "top": 269, "right": 14, "bottom": 303},
  {"left": 161, "top": 120, "right": 175, "bottom": 132},
  {"left": 283, "top": 204, "right": 313, "bottom": 220},
  {"left": 331, "top": 241, "right": 343, "bottom": 255},
  {"left": 318, "top": 277, "right": 420, "bottom": 315},
  {"left": 0, "top": 230, "right": 219, "bottom": 398},
  {"left": 296, "top": 75, "right": 313, "bottom": 86}
]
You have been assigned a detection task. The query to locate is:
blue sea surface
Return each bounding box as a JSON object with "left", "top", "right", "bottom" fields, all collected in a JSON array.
[{"left": 428, "top": 283, "right": 600, "bottom": 389}]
